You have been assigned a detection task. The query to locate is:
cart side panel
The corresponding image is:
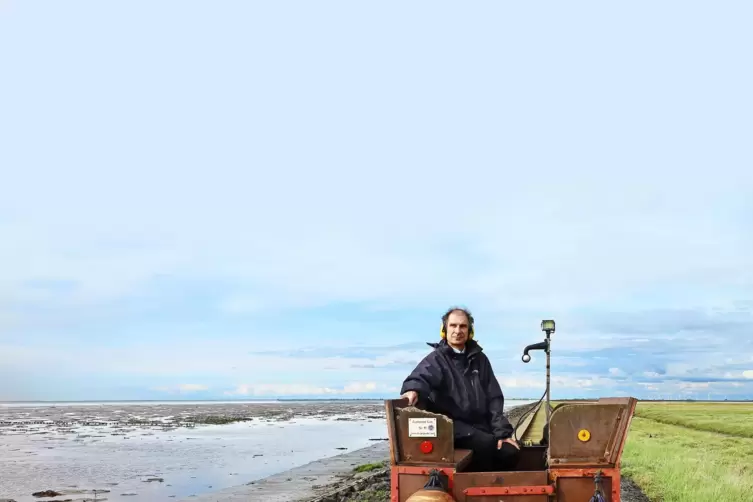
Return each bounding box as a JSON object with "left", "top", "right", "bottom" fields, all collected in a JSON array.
[
  {"left": 393, "top": 466, "right": 457, "bottom": 502},
  {"left": 551, "top": 468, "right": 620, "bottom": 502},
  {"left": 397, "top": 473, "right": 435, "bottom": 502},
  {"left": 548, "top": 397, "right": 637, "bottom": 466},
  {"left": 453, "top": 471, "right": 549, "bottom": 502},
  {"left": 555, "top": 477, "right": 614, "bottom": 502}
]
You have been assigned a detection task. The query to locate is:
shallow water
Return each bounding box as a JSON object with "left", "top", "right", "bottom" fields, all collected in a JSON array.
[
  {"left": 0, "top": 399, "right": 535, "bottom": 502},
  {"left": 0, "top": 401, "right": 389, "bottom": 502}
]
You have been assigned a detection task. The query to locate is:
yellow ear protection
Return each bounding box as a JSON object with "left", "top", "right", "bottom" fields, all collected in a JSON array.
[{"left": 440, "top": 309, "right": 475, "bottom": 340}]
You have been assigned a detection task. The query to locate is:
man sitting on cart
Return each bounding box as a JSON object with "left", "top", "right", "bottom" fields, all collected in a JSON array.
[{"left": 400, "top": 306, "right": 520, "bottom": 472}]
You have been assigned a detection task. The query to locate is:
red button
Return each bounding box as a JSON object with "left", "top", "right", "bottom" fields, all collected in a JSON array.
[{"left": 420, "top": 440, "right": 433, "bottom": 453}]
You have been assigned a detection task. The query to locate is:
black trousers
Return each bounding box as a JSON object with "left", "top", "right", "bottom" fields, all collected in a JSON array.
[{"left": 455, "top": 428, "right": 520, "bottom": 472}]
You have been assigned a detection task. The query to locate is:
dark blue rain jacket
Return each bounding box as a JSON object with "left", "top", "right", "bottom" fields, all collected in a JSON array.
[{"left": 400, "top": 338, "right": 514, "bottom": 441}]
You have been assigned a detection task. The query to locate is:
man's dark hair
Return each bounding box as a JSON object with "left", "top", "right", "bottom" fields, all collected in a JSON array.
[{"left": 441, "top": 306, "right": 475, "bottom": 333}]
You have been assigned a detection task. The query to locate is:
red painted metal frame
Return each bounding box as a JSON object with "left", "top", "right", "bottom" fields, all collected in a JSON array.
[
  {"left": 392, "top": 459, "right": 622, "bottom": 501},
  {"left": 390, "top": 468, "right": 399, "bottom": 502},
  {"left": 392, "top": 466, "right": 622, "bottom": 500},
  {"left": 465, "top": 485, "right": 554, "bottom": 496},
  {"left": 393, "top": 467, "right": 621, "bottom": 501},
  {"left": 390, "top": 465, "right": 456, "bottom": 502},
  {"left": 550, "top": 467, "right": 621, "bottom": 502},
  {"left": 392, "top": 467, "right": 622, "bottom": 501}
]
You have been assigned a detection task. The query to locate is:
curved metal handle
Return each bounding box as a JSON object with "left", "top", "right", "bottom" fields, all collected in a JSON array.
[{"left": 521, "top": 341, "right": 547, "bottom": 363}]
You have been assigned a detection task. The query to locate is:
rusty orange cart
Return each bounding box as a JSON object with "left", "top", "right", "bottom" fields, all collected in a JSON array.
[{"left": 385, "top": 320, "right": 638, "bottom": 501}]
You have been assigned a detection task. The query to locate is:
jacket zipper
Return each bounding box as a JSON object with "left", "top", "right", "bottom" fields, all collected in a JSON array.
[{"left": 468, "top": 357, "right": 480, "bottom": 414}]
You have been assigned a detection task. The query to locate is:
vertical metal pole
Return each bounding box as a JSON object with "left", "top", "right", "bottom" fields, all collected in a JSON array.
[{"left": 545, "top": 331, "right": 551, "bottom": 426}]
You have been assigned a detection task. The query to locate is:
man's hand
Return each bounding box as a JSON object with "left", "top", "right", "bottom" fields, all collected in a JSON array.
[
  {"left": 401, "top": 391, "right": 418, "bottom": 406},
  {"left": 497, "top": 438, "right": 519, "bottom": 450}
]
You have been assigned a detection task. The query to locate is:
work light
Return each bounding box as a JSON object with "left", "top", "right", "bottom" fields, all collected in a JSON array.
[{"left": 541, "top": 320, "right": 555, "bottom": 333}]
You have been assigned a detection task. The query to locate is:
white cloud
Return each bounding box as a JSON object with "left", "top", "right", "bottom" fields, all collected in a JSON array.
[
  {"left": 2, "top": 166, "right": 752, "bottom": 320},
  {"left": 679, "top": 382, "right": 711, "bottom": 391},
  {"left": 343, "top": 381, "right": 381, "bottom": 393},
  {"left": 638, "top": 383, "right": 661, "bottom": 392},
  {"left": 498, "top": 374, "right": 617, "bottom": 391},
  {"left": 3, "top": 336, "right": 752, "bottom": 401},
  {"left": 178, "top": 384, "right": 210, "bottom": 392},
  {"left": 151, "top": 384, "right": 210, "bottom": 394},
  {"left": 0, "top": 341, "right": 435, "bottom": 379},
  {"left": 223, "top": 381, "right": 392, "bottom": 397}
]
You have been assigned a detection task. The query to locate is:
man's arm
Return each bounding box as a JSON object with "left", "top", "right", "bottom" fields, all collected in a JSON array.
[
  {"left": 483, "top": 357, "right": 514, "bottom": 440},
  {"left": 400, "top": 353, "right": 443, "bottom": 401}
]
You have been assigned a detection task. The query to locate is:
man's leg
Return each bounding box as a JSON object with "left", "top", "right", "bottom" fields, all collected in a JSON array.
[
  {"left": 456, "top": 429, "right": 520, "bottom": 472},
  {"left": 454, "top": 428, "right": 496, "bottom": 472},
  {"left": 493, "top": 442, "right": 520, "bottom": 471}
]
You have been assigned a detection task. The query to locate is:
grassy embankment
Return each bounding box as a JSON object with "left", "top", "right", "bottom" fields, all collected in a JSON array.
[
  {"left": 522, "top": 400, "right": 753, "bottom": 501},
  {"left": 621, "top": 401, "right": 753, "bottom": 502}
]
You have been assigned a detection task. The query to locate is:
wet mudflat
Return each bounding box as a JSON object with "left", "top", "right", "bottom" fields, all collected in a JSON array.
[
  {"left": 0, "top": 401, "right": 389, "bottom": 502},
  {"left": 172, "top": 401, "right": 539, "bottom": 502}
]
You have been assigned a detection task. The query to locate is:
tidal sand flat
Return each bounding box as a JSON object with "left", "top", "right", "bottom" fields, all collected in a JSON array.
[{"left": 0, "top": 400, "right": 389, "bottom": 502}]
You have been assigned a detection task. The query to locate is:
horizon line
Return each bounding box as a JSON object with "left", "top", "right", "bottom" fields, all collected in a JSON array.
[{"left": 2, "top": 397, "right": 751, "bottom": 404}]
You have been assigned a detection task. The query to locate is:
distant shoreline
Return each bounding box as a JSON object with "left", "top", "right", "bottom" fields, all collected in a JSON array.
[
  {"left": 1, "top": 397, "right": 750, "bottom": 404},
  {"left": 0, "top": 398, "right": 539, "bottom": 405}
]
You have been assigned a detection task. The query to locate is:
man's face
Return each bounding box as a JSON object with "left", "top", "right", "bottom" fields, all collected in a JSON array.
[{"left": 446, "top": 310, "right": 470, "bottom": 348}]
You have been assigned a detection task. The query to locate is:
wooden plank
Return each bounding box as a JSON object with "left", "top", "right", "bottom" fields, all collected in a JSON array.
[
  {"left": 384, "top": 399, "right": 399, "bottom": 465},
  {"left": 395, "top": 406, "right": 454, "bottom": 463},
  {"left": 513, "top": 402, "right": 540, "bottom": 444},
  {"left": 520, "top": 402, "right": 550, "bottom": 444}
]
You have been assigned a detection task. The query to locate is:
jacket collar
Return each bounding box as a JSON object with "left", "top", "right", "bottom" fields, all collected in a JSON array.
[{"left": 427, "top": 338, "right": 482, "bottom": 357}]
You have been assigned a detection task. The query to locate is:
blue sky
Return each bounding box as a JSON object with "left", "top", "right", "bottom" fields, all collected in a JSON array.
[{"left": 1, "top": 1, "right": 752, "bottom": 401}]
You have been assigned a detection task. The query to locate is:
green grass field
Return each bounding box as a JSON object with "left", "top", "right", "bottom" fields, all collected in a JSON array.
[
  {"left": 621, "top": 401, "right": 753, "bottom": 502},
  {"left": 631, "top": 401, "right": 753, "bottom": 438}
]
